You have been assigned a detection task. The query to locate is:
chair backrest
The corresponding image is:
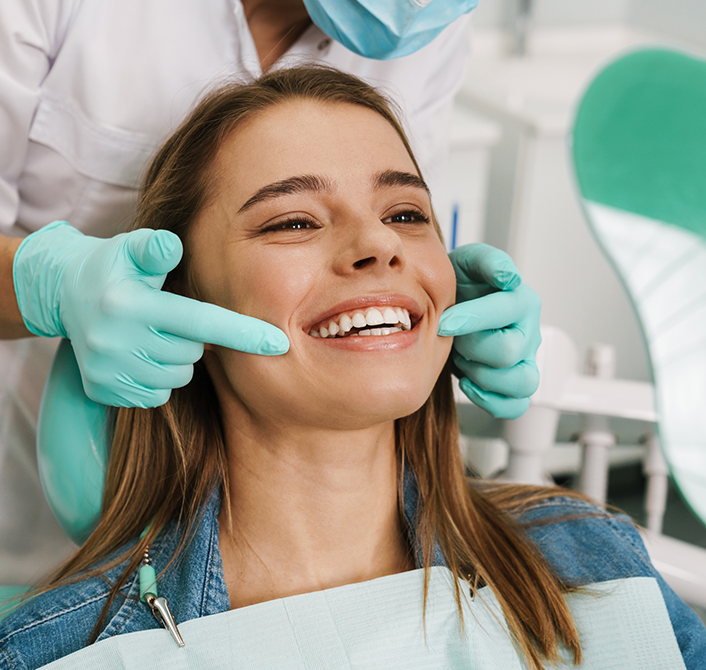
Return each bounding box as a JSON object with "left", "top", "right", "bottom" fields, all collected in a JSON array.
[
  {"left": 0, "top": 586, "right": 29, "bottom": 623},
  {"left": 571, "top": 47, "right": 706, "bottom": 527},
  {"left": 37, "top": 339, "right": 108, "bottom": 545}
]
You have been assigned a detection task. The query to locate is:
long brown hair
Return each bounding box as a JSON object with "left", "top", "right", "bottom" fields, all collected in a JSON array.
[{"left": 47, "top": 66, "right": 592, "bottom": 668}]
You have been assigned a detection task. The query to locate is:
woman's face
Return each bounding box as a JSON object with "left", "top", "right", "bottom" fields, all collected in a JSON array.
[{"left": 189, "top": 99, "right": 455, "bottom": 431}]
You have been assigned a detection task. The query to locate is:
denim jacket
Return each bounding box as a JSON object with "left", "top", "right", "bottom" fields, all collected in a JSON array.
[{"left": 2, "top": 478, "right": 705, "bottom": 670}]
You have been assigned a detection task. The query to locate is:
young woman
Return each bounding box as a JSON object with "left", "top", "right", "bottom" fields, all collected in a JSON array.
[{"left": 0, "top": 66, "right": 703, "bottom": 670}]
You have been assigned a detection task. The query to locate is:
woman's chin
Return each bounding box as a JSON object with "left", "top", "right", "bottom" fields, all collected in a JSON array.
[{"left": 310, "top": 386, "right": 433, "bottom": 431}]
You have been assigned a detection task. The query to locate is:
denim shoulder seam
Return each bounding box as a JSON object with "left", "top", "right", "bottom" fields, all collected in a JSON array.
[
  {"left": 0, "top": 590, "right": 108, "bottom": 646},
  {"left": 601, "top": 514, "right": 650, "bottom": 561},
  {"left": 523, "top": 497, "right": 602, "bottom": 512}
]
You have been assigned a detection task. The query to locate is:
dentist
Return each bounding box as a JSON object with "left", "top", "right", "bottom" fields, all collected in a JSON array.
[{"left": 0, "top": 0, "right": 540, "bottom": 583}]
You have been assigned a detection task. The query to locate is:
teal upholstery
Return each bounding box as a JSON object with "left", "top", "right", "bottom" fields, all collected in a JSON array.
[
  {"left": 573, "top": 48, "right": 706, "bottom": 241},
  {"left": 0, "top": 585, "right": 29, "bottom": 622},
  {"left": 37, "top": 339, "right": 108, "bottom": 545}
]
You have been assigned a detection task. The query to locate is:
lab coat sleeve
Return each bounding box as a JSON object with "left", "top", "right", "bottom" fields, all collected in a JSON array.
[{"left": 0, "top": 0, "right": 78, "bottom": 234}]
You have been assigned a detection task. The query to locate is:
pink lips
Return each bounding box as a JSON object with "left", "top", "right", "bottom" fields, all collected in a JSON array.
[{"left": 302, "top": 294, "right": 423, "bottom": 352}]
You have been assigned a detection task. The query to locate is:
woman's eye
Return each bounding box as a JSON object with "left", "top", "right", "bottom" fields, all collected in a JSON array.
[
  {"left": 383, "top": 209, "right": 430, "bottom": 225},
  {"left": 261, "top": 217, "right": 318, "bottom": 233}
]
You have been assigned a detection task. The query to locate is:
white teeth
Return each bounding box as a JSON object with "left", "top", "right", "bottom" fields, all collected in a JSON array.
[
  {"left": 351, "top": 312, "right": 367, "bottom": 328},
  {"left": 395, "top": 307, "right": 412, "bottom": 328},
  {"left": 309, "top": 306, "right": 412, "bottom": 338},
  {"left": 396, "top": 307, "right": 411, "bottom": 329},
  {"left": 383, "top": 307, "right": 399, "bottom": 325},
  {"left": 365, "top": 308, "right": 384, "bottom": 326},
  {"left": 339, "top": 314, "right": 353, "bottom": 333}
]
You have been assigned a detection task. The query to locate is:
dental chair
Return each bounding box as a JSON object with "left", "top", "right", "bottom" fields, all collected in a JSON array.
[
  {"left": 573, "top": 46, "right": 706, "bottom": 524},
  {"left": 571, "top": 45, "right": 706, "bottom": 608},
  {"left": 480, "top": 46, "right": 706, "bottom": 609}
]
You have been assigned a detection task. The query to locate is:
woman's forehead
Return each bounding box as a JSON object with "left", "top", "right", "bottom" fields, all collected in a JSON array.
[{"left": 211, "top": 99, "right": 418, "bottom": 205}]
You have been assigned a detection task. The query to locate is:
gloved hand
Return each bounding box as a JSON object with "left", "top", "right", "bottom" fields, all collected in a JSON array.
[
  {"left": 13, "top": 221, "right": 289, "bottom": 407},
  {"left": 438, "top": 244, "right": 541, "bottom": 420}
]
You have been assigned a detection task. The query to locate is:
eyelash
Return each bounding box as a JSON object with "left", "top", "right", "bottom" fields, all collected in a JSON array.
[
  {"left": 383, "top": 208, "right": 430, "bottom": 225},
  {"left": 260, "top": 216, "right": 320, "bottom": 233},
  {"left": 260, "top": 208, "right": 430, "bottom": 234}
]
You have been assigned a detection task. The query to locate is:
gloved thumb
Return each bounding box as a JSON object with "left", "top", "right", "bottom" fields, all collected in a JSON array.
[{"left": 125, "top": 229, "right": 183, "bottom": 276}]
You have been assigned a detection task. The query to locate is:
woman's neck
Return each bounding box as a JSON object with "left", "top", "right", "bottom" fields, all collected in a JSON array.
[{"left": 218, "top": 422, "right": 415, "bottom": 610}]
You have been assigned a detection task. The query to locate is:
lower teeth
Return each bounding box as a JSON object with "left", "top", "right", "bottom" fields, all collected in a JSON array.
[
  {"left": 310, "top": 323, "right": 409, "bottom": 338},
  {"left": 343, "top": 326, "right": 403, "bottom": 338}
]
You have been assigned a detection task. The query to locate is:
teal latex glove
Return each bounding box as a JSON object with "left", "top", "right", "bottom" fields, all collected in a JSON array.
[
  {"left": 13, "top": 221, "right": 289, "bottom": 408},
  {"left": 439, "top": 244, "right": 541, "bottom": 419}
]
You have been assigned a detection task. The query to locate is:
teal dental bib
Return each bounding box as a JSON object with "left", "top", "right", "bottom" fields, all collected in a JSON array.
[{"left": 39, "top": 568, "right": 684, "bottom": 669}]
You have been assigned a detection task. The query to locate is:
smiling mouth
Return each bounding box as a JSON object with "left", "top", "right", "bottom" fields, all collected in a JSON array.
[{"left": 308, "top": 306, "right": 414, "bottom": 339}]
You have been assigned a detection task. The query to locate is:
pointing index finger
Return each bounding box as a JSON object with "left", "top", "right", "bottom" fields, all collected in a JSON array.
[
  {"left": 144, "top": 291, "right": 289, "bottom": 355},
  {"left": 438, "top": 285, "right": 538, "bottom": 337}
]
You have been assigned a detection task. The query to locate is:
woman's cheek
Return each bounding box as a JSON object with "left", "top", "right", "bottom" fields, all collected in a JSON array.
[{"left": 421, "top": 243, "right": 457, "bottom": 316}]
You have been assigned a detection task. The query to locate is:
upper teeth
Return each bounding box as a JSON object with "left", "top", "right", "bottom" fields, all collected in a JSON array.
[{"left": 309, "top": 306, "right": 412, "bottom": 339}]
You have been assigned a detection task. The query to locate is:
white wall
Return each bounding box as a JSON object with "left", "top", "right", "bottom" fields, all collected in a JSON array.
[
  {"left": 472, "top": 0, "right": 632, "bottom": 30},
  {"left": 471, "top": 0, "right": 515, "bottom": 30},
  {"left": 629, "top": 0, "right": 706, "bottom": 51},
  {"left": 472, "top": 0, "right": 706, "bottom": 50},
  {"left": 532, "top": 0, "right": 631, "bottom": 26}
]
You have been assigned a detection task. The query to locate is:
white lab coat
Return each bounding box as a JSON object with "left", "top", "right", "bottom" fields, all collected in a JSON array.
[{"left": 0, "top": 0, "right": 471, "bottom": 583}]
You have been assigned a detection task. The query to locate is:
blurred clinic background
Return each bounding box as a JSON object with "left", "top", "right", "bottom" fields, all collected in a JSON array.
[{"left": 436, "top": 0, "right": 706, "bottom": 615}]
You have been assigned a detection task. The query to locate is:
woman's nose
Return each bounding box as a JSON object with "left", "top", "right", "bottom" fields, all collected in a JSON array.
[{"left": 334, "top": 215, "right": 405, "bottom": 275}]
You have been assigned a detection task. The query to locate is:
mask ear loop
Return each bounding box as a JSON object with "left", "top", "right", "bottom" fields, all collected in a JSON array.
[{"left": 139, "top": 525, "right": 185, "bottom": 647}]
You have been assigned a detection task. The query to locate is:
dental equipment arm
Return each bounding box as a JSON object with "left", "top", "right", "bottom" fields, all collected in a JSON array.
[
  {"left": 13, "top": 221, "right": 289, "bottom": 408},
  {"left": 439, "top": 244, "right": 541, "bottom": 419}
]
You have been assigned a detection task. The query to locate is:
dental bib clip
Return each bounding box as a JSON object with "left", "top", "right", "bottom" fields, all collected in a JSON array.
[{"left": 138, "top": 529, "right": 185, "bottom": 647}]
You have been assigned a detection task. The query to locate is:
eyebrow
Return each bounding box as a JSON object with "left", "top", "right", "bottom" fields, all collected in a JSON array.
[
  {"left": 373, "top": 169, "right": 429, "bottom": 195},
  {"left": 238, "top": 174, "right": 333, "bottom": 213},
  {"left": 237, "top": 169, "right": 429, "bottom": 214}
]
